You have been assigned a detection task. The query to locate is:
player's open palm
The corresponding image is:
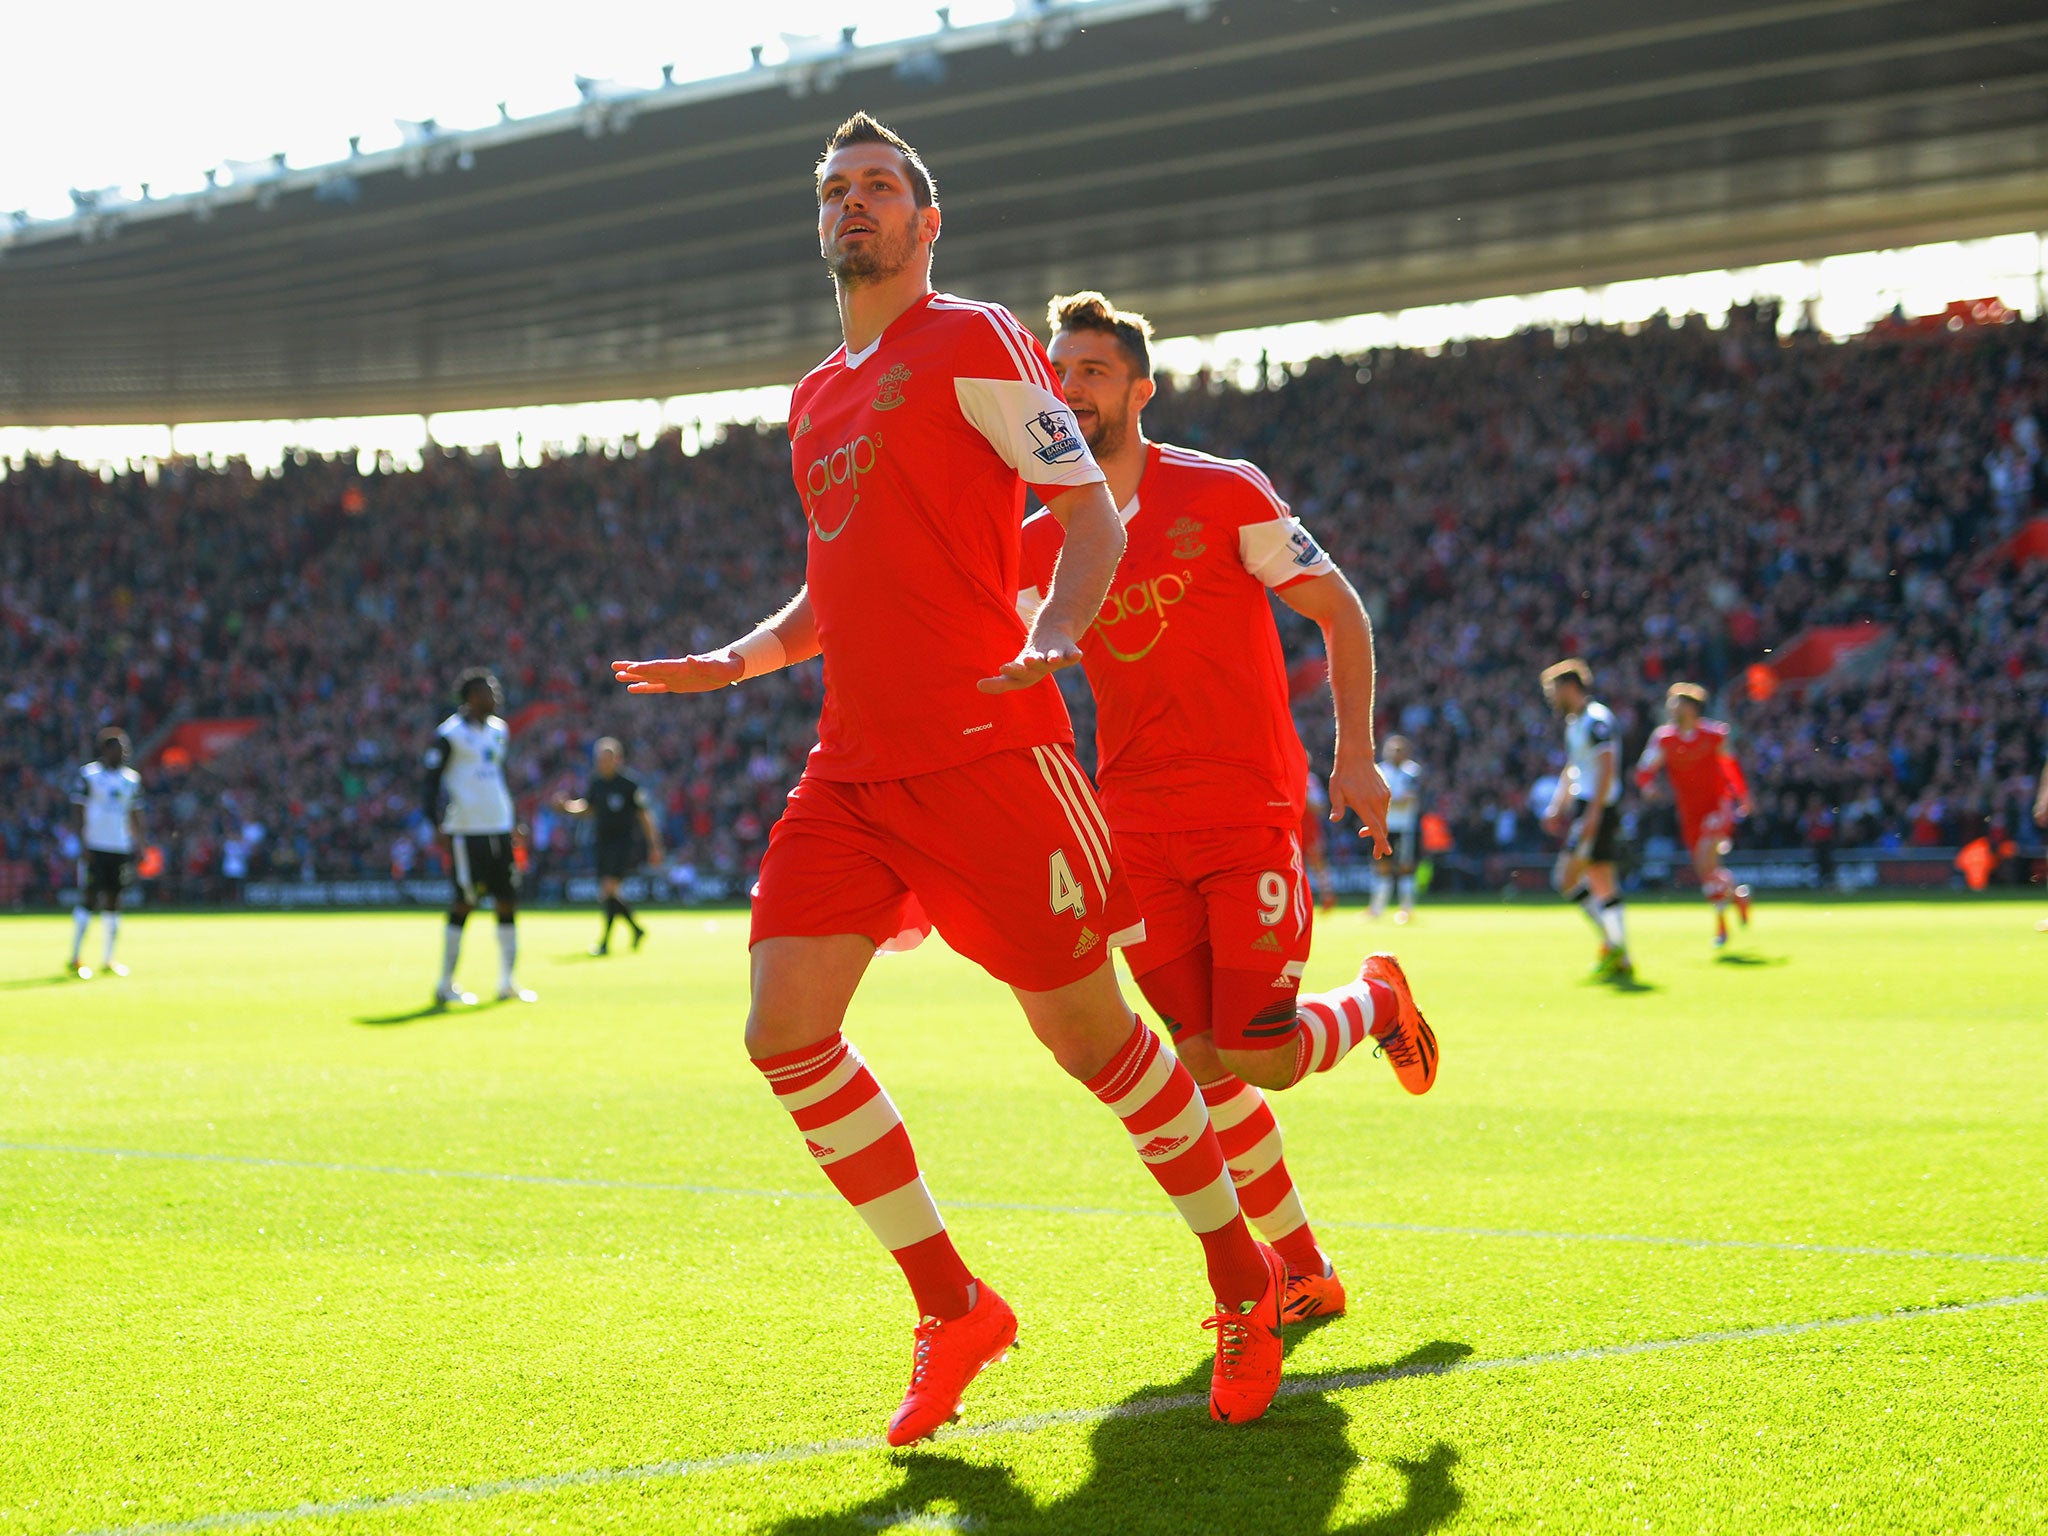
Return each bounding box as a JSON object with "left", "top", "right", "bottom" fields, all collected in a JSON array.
[
  {"left": 979, "top": 629, "right": 1082, "bottom": 694},
  {"left": 1331, "top": 755, "right": 1393, "bottom": 858},
  {"left": 611, "top": 654, "right": 743, "bottom": 694}
]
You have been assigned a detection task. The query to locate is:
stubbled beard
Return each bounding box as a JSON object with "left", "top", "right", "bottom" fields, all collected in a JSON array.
[
  {"left": 826, "top": 220, "right": 918, "bottom": 283},
  {"left": 1082, "top": 409, "right": 1129, "bottom": 458}
]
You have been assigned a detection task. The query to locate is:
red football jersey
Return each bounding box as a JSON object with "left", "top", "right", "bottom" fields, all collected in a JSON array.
[
  {"left": 1018, "top": 441, "right": 1336, "bottom": 832},
  {"left": 788, "top": 293, "right": 1107, "bottom": 782},
  {"left": 1636, "top": 721, "right": 1743, "bottom": 814}
]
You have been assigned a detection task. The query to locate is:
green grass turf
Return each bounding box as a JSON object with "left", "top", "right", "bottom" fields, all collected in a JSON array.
[{"left": 2, "top": 900, "right": 2044, "bottom": 1535}]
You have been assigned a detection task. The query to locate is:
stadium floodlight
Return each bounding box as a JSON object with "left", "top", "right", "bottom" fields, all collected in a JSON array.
[
  {"left": 749, "top": 44, "right": 764, "bottom": 67},
  {"left": 935, "top": 6, "right": 952, "bottom": 27},
  {"left": 496, "top": 101, "right": 512, "bottom": 123}
]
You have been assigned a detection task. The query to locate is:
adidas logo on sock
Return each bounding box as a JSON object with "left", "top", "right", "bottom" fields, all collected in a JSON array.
[
  {"left": 1136, "top": 1133, "right": 1190, "bottom": 1160},
  {"left": 1227, "top": 1166, "right": 1253, "bottom": 1181},
  {"left": 1072, "top": 925, "right": 1100, "bottom": 959},
  {"left": 805, "top": 1138, "right": 835, "bottom": 1160}
]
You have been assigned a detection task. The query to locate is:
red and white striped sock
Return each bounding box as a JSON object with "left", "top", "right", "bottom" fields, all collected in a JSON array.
[
  {"left": 1086, "top": 1018, "right": 1268, "bottom": 1307},
  {"left": 1289, "top": 976, "right": 1399, "bottom": 1087},
  {"left": 755, "top": 1033, "right": 975, "bottom": 1321},
  {"left": 1199, "top": 1076, "right": 1323, "bottom": 1278}
]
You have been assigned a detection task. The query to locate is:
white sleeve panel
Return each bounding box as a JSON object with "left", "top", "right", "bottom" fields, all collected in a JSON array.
[
  {"left": 953, "top": 377, "right": 1107, "bottom": 491},
  {"left": 1017, "top": 585, "right": 1048, "bottom": 626},
  {"left": 1238, "top": 517, "right": 1338, "bottom": 589}
]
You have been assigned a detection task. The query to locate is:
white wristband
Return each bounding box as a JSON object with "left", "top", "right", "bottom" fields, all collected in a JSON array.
[{"left": 728, "top": 629, "right": 789, "bottom": 682}]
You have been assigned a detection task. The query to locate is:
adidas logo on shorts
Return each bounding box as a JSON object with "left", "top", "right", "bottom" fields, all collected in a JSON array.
[
  {"left": 1252, "top": 930, "right": 1282, "bottom": 953},
  {"left": 1072, "top": 925, "right": 1100, "bottom": 959}
]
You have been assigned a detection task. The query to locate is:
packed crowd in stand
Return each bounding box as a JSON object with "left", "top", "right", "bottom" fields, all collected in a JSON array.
[{"left": 3, "top": 304, "right": 2043, "bottom": 906}]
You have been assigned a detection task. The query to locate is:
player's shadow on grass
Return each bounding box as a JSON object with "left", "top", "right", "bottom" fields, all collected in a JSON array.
[
  {"left": 766, "top": 1334, "right": 1470, "bottom": 1536},
  {"left": 353, "top": 1001, "right": 458, "bottom": 1026},
  {"left": 0, "top": 973, "right": 81, "bottom": 991},
  {"left": 1714, "top": 952, "right": 1788, "bottom": 968}
]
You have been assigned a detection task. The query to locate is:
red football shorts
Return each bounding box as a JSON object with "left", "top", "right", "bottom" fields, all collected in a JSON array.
[
  {"left": 1117, "top": 824, "right": 1314, "bottom": 1046},
  {"left": 750, "top": 744, "right": 1145, "bottom": 993},
  {"left": 1678, "top": 798, "right": 1736, "bottom": 854}
]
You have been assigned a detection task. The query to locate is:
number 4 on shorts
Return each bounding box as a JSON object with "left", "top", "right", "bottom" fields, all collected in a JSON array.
[{"left": 1049, "top": 849, "right": 1088, "bottom": 918}]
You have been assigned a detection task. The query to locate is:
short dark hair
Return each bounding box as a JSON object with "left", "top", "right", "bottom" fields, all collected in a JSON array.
[
  {"left": 96, "top": 726, "right": 130, "bottom": 752},
  {"left": 817, "top": 112, "right": 936, "bottom": 207},
  {"left": 1541, "top": 658, "right": 1592, "bottom": 691},
  {"left": 1048, "top": 290, "right": 1153, "bottom": 378},
  {"left": 456, "top": 667, "right": 500, "bottom": 705}
]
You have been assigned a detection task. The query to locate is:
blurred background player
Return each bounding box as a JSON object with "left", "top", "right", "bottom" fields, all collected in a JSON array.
[
  {"left": 1541, "top": 659, "right": 1632, "bottom": 982},
  {"left": 67, "top": 726, "right": 144, "bottom": 978},
  {"left": 2035, "top": 755, "right": 2048, "bottom": 931},
  {"left": 1300, "top": 771, "right": 1337, "bottom": 913},
  {"left": 423, "top": 668, "right": 535, "bottom": 1006},
  {"left": 615, "top": 119, "right": 1290, "bottom": 1441},
  {"left": 1025, "top": 290, "right": 1439, "bottom": 1325},
  {"left": 555, "top": 737, "right": 663, "bottom": 956},
  {"left": 1371, "top": 735, "right": 1423, "bottom": 924},
  {"left": 1635, "top": 683, "right": 1755, "bottom": 948}
]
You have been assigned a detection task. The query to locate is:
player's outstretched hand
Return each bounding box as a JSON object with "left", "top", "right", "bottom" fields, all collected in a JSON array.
[
  {"left": 611, "top": 654, "right": 743, "bottom": 694},
  {"left": 979, "top": 629, "right": 1082, "bottom": 693},
  {"left": 1330, "top": 753, "right": 1393, "bottom": 858}
]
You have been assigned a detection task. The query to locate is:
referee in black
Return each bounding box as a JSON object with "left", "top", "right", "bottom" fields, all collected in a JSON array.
[{"left": 556, "top": 737, "right": 664, "bottom": 955}]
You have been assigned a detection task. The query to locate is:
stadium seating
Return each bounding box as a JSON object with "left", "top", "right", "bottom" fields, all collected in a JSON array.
[{"left": 2, "top": 306, "right": 2042, "bottom": 906}]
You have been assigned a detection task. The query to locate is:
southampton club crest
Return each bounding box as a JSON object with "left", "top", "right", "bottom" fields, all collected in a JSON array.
[
  {"left": 871, "top": 363, "right": 912, "bottom": 412},
  {"left": 1026, "top": 407, "right": 1087, "bottom": 466},
  {"left": 1166, "top": 516, "right": 1207, "bottom": 560}
]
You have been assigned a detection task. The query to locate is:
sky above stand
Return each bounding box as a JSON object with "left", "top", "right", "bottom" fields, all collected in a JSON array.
[{"left": 1, "top": 0, "right": 1022, "bottom": 219}]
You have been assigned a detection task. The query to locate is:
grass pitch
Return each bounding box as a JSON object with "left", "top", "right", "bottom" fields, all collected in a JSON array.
[{"left": 2, "top": 900, "right": 2044, "bottom": 1535}]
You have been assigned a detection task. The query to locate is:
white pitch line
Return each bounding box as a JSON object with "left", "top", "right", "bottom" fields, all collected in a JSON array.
[
  {"left": 64, "top": 1290, "right": 2048, "bottom": 1536},
  {"left": 6, "top": 1140, "right": 2046, "bottom": 1268}
]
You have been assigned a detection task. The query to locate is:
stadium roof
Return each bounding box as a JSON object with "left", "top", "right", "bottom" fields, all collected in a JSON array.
[{"left": 4, "top": 0, "right": 2046, "bottom": 426}]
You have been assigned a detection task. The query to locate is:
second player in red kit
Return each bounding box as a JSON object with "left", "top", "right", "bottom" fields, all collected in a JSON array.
[
  {"left": 1636, "top": 682, "right": 1755, "bottom": 948},
  {"left": 615, "top": 117, "right": 1290, "bottom": 1445},
  {"left": 1021, "top": 292, "right": 1441, "bottom": 1324}
]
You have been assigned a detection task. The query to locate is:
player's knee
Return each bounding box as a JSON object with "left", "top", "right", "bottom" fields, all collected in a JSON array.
[
  {"left": 1171, "top": 1028, "right": 1226, "bottom": 1085},
  {"left": 1216, "top": 1043, "right": 1296, "bottom": 1092}
]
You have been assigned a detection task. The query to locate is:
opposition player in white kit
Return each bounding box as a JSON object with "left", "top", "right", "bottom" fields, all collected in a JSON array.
[
  {"left": 422, "top": 668, "right": 535, "bottom": 1006},
  {"left": 1540, "top": 658, "right": 1632, "bottom": 981},
  {"left": 68, "top": 726, "right": 144, "bottom": 978},
  {"left": 1371, "top": 735, "right": 1423, "bottom": 924}
]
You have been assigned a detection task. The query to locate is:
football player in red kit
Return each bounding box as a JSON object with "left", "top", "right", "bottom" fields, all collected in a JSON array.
[
  {"left": 1020, "top": 292, "right": 1439, "bottom": 1326},
  {"left": 1635, "top": 682, "right": 1754, "bottom": 947},
  {"left": 614, "top": 117, "right": 1289, "bottom": 1445}
]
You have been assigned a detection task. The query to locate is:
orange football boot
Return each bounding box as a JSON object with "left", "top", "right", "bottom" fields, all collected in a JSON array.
[
  {"left": 1280, "top": 1255, "right": 1347, "bottom": 1324},
  {"left": 1206, "top": 1242, "right": 1286, "bottom": 1424},
  {"left": 886, "top": 1282, "right": 1018, "bottom": 1447},
  {"left": 1362, "top": 953, "right": 1438, "bottom": 1095}
]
